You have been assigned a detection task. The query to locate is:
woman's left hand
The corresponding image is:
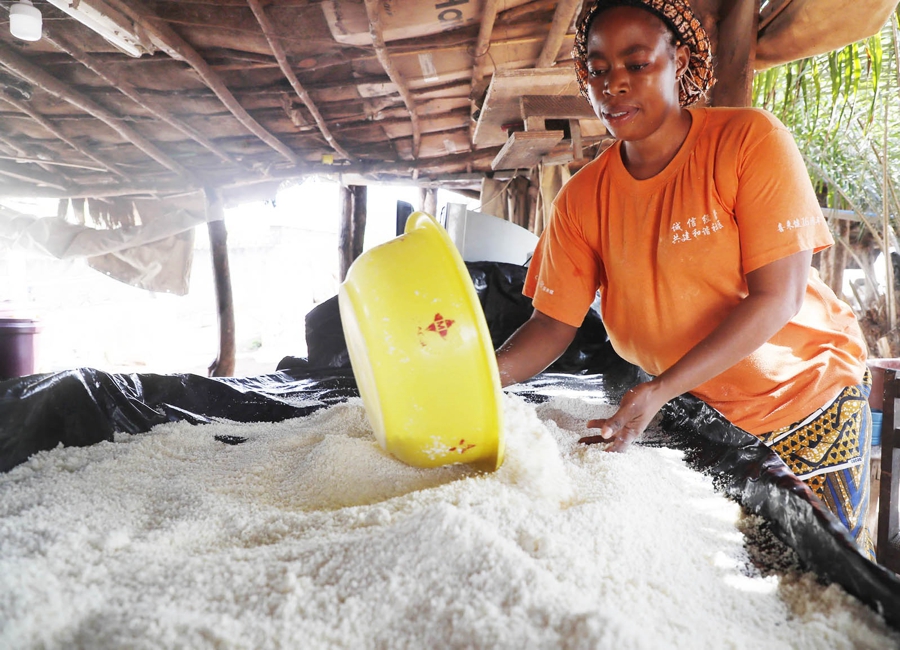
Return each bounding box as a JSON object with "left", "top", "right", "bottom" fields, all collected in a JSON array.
[{"left": 579, "top": 381, "right": 667, "bottom": 452}]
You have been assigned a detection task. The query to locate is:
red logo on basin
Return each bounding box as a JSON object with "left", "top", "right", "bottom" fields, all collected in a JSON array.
[{"left": 426, "top": 313, "right": 454, "bottom": 338}]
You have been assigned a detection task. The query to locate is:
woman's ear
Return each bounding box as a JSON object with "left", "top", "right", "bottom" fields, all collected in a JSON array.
[{"left": 675, "top": 43, "right": 690, "bottom": 78}]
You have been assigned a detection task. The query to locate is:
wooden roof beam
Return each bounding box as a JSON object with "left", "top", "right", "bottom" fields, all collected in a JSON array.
[
  {"left": 247, "top": 0, "right": 353, "bottom": 162},
  {"left": 44, "top": 31, "right": 243, "bottom": 169},
  {"left": 0, "top": 94, "right": 128, "bottom": 179},
  {"left": 107, "top": 0, "right": 300, "bottom": 166},
  {"left": 0, "top": 159, "right": 69, "bottom": 191},
  {"left": 471, "top": 0, "right": 501, "bottom": 86},
  {"left": 534, "top": 0, "right": 581, "bottom": 69},
  {"left": 363, "top": 0, "right": 421, "bottom": 158},
  {"left": 5, "top": 146, "right": 507, "bottom": 199},
  {"left": 758, "top": 0, "right": 793, "bottom": 31},
  {"left": 0, "top": 45, "right": 190, "bottom": 181},
  {"left": 0, "top": 134, "right": 70, "bottom": 186}
]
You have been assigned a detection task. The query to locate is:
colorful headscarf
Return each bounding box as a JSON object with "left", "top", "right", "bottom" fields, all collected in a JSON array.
[{"left": 572, "top": 0, "right": 716, "bottom": 107}]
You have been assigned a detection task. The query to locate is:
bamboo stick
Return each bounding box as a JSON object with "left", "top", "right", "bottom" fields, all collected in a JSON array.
[
  {"left": 246, "top": 0, "right": 353, "bottom": 162},
  {"left": 107, "top": 0, "right": 300, "bottom": 166},
  {"left": 363, "top": 0, "right": 421, "bottom": 158},
  {"left": 534, "top": 0, "right": 581, "bottom": 69}
]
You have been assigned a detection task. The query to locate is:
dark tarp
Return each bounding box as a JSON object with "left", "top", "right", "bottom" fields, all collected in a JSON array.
[{"left": 2, "top": 261, "right": 900, "bottom": 629}]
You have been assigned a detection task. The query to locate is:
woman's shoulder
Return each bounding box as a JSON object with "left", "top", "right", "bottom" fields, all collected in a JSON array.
[{"left": 697, "top": 106, "right": 787, "bottom": 138}]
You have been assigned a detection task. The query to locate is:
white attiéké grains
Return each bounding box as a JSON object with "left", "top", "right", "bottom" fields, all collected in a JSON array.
[{"left": 1, "top": 394, "right": 897, "bottom": 649}]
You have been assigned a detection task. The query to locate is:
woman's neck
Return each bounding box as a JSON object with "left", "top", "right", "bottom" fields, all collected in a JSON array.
[{"left": 620, "top": 109, "right": 693, "bottom": 180}]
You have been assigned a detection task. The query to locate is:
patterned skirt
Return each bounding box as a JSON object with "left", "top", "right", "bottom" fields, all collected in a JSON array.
[{"left": 757, "top": 370, "right": 874, "bottom": 560}]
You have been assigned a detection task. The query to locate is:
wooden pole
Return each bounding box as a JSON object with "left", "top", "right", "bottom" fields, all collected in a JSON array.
[
  {"left": 420, "top": 187, "right": 437, "bottom": 217},
  {"left": 107, "top": 0, "right": 300, "bottom": 165},
  {"left": 363, "top": 0, "right": 421, "bottom": 158},
  {"left": 709, "top": 0, "right": 760, "bottom": 107},
  {"left": 480, "top": 178, "right": 508, "bottom": 220},
  {"left": 350, "top": 185, "right": 368, "bottom": 262},
  {"left": 534, "top": 0, "right": 582, "bottom": 69},
  {"left": 206, "top": 191, "right": 236, "bottom": 377},
  {"left": 246, "top": 0, "right": 353, "bottom": 162},
  {"left": 338, "top": 184, "right": 353, "bottom": 282},
  {"left": 471, "top": 0, "right": 501, "bottom": 86},
  {"left": 818, "top": 218, "right": 850, "bottom": 296},
  {"left": 509, "top": 176, "right": 531, "bottom": 228}
]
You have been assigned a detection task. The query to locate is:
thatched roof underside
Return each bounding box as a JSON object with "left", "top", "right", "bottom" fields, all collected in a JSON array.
[{"left": 0, "top": 0, "right": 895, "bottom": 204}]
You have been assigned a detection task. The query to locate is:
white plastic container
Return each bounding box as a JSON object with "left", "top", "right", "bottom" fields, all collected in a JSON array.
[{"left": 444, "top": 203, "right": 538, "bottom": 266}]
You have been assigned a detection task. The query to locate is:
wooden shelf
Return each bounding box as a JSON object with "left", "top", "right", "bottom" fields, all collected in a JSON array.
[{"left": 491, "top": 130, "right": 565, "bottom": 170}]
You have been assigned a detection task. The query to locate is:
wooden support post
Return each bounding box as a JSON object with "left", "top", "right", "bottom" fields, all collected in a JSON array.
[
  {"left": 419, "top": 187, "right": 437, "bottom": 217},
  {"left": 537, "top": 163, "right": 570, "bottom": 237},
  {"left": 206, "top": 191, "right": 235, "bottom": 377},
  {"left": 818, "top": 218, "right": 850, "bottom": 296},
  {"left": 509, "top": 176, "right": 531, "bottom": 229},
  {"left": 339, "top": 184, "right": 368, "bottom": 281},
  {"left": 480, "top": 178, "right": 508, "bottom": 220},
  {"left": 527, "top": 181, "right": 540, "bottom": 233},
  {"left": 351, "top": 185, "right": 368, "bottom": 262},
  {"left": 339, "top": 184, "right": 353, "bottom": 282},
  {"left": 569, "top": 120, "right": 583, "bottom": 161},
  {"left": 709, "top": 0, "right": 760, "bottom": 107}
]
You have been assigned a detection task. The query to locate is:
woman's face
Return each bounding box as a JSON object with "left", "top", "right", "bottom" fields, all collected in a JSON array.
[{"left": 584, "top": 6, "right": 689, "bottom": 143}]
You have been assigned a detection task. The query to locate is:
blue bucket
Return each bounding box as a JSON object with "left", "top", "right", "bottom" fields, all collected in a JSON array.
[{"left": 871, "top": 410, "right": 883, "bottom": 447}]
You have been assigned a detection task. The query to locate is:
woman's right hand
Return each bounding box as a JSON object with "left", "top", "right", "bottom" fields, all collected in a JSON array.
[{"left": 579, "top": 380, "right": 669, "bottom": 452}]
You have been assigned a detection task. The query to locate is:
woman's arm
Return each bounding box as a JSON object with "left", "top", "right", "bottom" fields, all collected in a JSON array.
[
  {"left": 583, "top": 248, "right": 813, "bottom": 451},
  {"left": 496, "top": 309, "right": 579, "bottom": 387}
]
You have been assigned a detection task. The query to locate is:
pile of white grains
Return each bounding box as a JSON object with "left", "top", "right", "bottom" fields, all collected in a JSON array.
[{"left": 2, "top": 393, "right": 897, "bottom": 649}]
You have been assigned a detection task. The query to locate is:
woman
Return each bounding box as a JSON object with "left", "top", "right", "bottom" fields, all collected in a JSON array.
[{"left": 496, "top": 0, "right": 873, "bottom": 556}]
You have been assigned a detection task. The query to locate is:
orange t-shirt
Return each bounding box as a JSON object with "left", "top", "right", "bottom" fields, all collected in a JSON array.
[{"left": 524, "top": 107, "right": 866, "bottom": 435}]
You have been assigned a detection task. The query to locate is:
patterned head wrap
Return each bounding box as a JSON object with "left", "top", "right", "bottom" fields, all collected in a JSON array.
[{"left": 573, "top": 0, "right": 715, "bottom": 107}]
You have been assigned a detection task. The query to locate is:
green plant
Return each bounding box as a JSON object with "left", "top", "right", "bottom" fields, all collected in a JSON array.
[{"left": 752, "top": 9, "right": 900, "bottom": 356}]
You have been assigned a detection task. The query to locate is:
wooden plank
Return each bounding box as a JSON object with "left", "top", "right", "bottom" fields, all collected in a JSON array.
[
  {"left": 520, "top": 95, "right": 596, "bottom": 120},
  {"left": 474, "top": 69, "right": 582, "bottom": 147},
  {"left": 491, "top": 130, "right": 564, "bottom": 170}
]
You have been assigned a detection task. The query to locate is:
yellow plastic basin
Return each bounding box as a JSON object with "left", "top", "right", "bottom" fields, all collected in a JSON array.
[{"left": 338, "top": 212, "right": 505, "bottom": 470}]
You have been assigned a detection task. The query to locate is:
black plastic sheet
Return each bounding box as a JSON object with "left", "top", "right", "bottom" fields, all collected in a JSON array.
[
  {"left": 280, "top": 261, "right": 634, "bottom": 377},
  {"left": 2, "top": 261, "right": 900, "bottom": 630},
  {"left": 0, "top": 367, "right": 358, "bottom": 473},
  {"left": 656, "top": 392, "right": 900, "bottom": 629}
]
